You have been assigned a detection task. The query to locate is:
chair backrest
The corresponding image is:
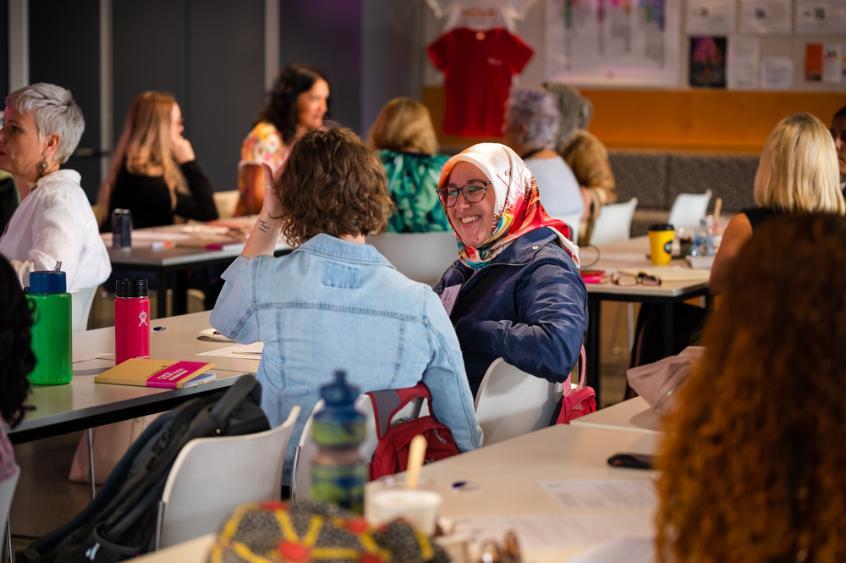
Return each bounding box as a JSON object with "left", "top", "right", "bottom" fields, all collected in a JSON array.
[
  {"left": 213, "top": 190, "right": 239, "bottom": 219},
  {"left": 366, "top": 232, "right": 457, "bottom": 287},
  {"left": 291, "top": 395, "right": 424, "bottom": 501},
  {"left": 0, "top": 465, "right": 20, "bottom": 536},
  {"left": 71, "top": 286, "right": 97, "bottom": 331},
  {"left": 474, "top": 359, "right": 560, "bottom": 445},
  {"left": 668, "top": 190, "right": 712, "bottom": 229},
  {"left": 156, "top": 406, "right": 300, "bottom": 549},
  {"left": 561, "top": 212, "right": 581, "bottom": 243},
  {"left": 589, "top": 197, "right": 638, "bottom": 246}
]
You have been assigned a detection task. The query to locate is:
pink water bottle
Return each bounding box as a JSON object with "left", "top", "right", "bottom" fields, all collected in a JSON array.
[{"left": 114, "top": 278, "right": 151, "bottom": 364}]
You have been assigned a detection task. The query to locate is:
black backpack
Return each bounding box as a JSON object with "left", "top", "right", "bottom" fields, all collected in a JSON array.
[{"left": 18, "top": 374, "right": 269, "bottom": 563}]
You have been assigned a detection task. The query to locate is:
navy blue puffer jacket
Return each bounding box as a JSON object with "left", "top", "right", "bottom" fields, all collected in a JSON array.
[{"left": 434, "top": 227, "right": 588, "bottom": 395}]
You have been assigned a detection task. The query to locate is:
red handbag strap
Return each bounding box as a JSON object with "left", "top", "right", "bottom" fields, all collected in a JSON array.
[{"left": 579, "top": 344, "right": 587, "bottom": 389}]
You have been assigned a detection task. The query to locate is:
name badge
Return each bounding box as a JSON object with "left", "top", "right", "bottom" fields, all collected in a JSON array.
[{"left": 440, "top": 284, "right": 461, "bottom": 316}]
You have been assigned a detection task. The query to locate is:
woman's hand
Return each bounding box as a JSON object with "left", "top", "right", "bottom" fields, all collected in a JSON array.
[
  {"left": 172, "top": 136, "right": 196, "bottom": 164},
  {"left": 242, "top": 163, "right": 283, "bottom": 258},
  {"left": 259, "top": 163, "right": 283, "bottom": 219}
]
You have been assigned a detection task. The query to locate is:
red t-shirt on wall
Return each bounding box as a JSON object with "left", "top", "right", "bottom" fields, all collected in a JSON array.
[{"left": 428, "top": 27, "right": 534, "bottom": 137}]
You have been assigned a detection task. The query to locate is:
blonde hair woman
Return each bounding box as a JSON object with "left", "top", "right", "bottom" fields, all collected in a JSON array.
[
  {"left": 368, "top": 97, "right": 450, "bottom": 232},
  {"left": 710, "top": 112, "right": 845, "bottom": 293},
  {"left": 97, "top": 91, "right": 217, "bottom": 229}
]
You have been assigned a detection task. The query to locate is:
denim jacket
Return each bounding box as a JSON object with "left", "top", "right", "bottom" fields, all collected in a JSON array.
[
  {"left": 211, "top": 234, "right": 482, "bottom": 483},
  {"left": 434, "top": 227, "right": 588, "bottom": 394}
]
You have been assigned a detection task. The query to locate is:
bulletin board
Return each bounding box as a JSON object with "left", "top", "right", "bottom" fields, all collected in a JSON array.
[
  {"left": 544, "top": 0, "right": 846, "bottom": 90},
  {"left": 423, "top": 0, "right": 846, "bottom": 152}
]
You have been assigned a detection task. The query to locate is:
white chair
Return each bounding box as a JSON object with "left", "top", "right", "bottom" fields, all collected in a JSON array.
[
  {"left": 668, "top": 190, "right": 712, "bottom": 229},
  {"left": 588, "top": 198, "right": 638, "bottom": 246},
  {"left": 2, "top": 466, "right": 20, "bottom": 560},
  {"left": 155, "top": 406, "right": 300, "bottom": 549},
  {"left": 588, "top": 197, "right": 639, "bottom": 351},
  {"left": 72, "top": 286, "right": 98, "bottom": 331},
  {"left": 474, "top": 359, "right": 560, "bottom": 446},
  {"left": 212, "top": 190, "right": 239, "bottom": 219},
  {"left": 561, "top": 212, "right": 581, "bottom": 243},
  {"left": 291, "top": 395, "right": 423, "bottom": 501},
  {"left": 366, "top": 232, "right": 457, "bottom": 287}
]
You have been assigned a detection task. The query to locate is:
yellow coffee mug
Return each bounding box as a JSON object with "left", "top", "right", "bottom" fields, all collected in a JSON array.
[{"left": 648, "top": 224, "right": 675, "bottom": 266}]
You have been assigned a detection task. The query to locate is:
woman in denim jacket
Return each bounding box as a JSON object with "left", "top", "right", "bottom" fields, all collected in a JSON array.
[
  {"left": 211, "top": 127, "right": 482, "bottom": 484},
  {"left": 433, "top": 143, "right": 587, "bottom": 395}
]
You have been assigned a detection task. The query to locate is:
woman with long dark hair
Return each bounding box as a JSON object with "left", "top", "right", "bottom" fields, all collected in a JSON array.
[{"left": 235, "top": 63, "right": 330, "bottom": 216}]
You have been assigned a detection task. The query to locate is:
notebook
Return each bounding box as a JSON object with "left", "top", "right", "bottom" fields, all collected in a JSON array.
[{"left": 94, "top": 359, "right": 216, "bottom": 389}]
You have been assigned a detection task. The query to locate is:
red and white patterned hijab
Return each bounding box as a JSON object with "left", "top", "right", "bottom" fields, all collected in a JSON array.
[{"left": 438, "top": 143, "right": 580, "bottom": 269}]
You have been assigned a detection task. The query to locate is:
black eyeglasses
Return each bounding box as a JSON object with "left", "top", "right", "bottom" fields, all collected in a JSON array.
[
  {"left": 610, "top": 271, "right": 662, "bottom": 286},
  {"left": 437, "top": 180, "right": 491, "bottom": 208}
]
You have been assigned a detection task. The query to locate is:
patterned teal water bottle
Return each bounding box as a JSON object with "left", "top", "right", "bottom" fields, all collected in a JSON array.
[
  {"left": 310, "top": 370, "right": 367, "bottom": 513},
  {"left": 27, "top": 270, "right": 72, "bottom": 385}
]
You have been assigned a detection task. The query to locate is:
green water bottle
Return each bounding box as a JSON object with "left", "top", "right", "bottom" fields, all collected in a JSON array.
[{"left": 27, "top": 270, "right": 72, "bottom": 385}]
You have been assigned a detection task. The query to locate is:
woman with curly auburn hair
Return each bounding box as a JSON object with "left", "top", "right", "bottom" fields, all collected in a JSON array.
[
  {"left": 655, "top": 213, "right": 846, "bottom": 563},
  {"left": 211, "top": 126, "right": 482, "bottom": 486}
]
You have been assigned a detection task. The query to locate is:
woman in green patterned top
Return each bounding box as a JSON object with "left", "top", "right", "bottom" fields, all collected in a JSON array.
[{"left": 369, "top": 98, "right": 451, "bottom": 232}]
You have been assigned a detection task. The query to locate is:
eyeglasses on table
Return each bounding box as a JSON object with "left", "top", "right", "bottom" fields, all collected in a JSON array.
[{"left": 609, "top": 271, "right": 662, "bottom": 286}]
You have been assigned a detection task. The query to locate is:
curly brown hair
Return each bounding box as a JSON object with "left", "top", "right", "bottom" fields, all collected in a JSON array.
[
  {"left": 0, "top": 256, "right": 33, "bottom": 428},
  {"left": 655, "top": 213, "right": 846, "bottom": 563},
  {"left": 275, "top": 126, "right": 392, "bottom": 245}
]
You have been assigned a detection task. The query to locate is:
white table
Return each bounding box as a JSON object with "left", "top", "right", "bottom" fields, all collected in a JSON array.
[
  {"left": 572, "top": 397, "right": 662, "bottom": 435},
  {"left": 10, "top": 312, "right": 258, "bottom": 444},
  {"left": 585, "top": 237, "right": 710, "bottom": 402},
  {"left": 104, "top": 222, "right": 291, "bottom": 318},
  {"left": 134, "top": 424, "right": 661, "bottom": 563},
  {"left": 74, "top": 310, "right": 259, "bottom": 374}
]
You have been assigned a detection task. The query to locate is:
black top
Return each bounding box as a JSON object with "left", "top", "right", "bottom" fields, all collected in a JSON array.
[
  {"left": 107, "top": 160, "right": 218, "bottom": 229},
  {"left": 741, "top": 207, "right": 785, "bottom": 232}
]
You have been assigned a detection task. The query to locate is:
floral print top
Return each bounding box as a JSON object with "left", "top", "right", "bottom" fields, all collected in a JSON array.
[
  {"left": 236, "top": 121, "right": 289, "bottom": 217},
  {"left": 380, "top": 150, "right": 451, "bottom": 233}
]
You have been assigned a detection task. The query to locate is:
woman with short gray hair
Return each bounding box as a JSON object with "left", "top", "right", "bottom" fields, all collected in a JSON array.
[
  {"left": 503, "top": 88, "right": 583, "bottom": 240},
  {"left": 543, "top": 82, "right": 616, "bottom": 244},
  {"left": 0, "top": 83, "right": 110, "bottom": 297}
]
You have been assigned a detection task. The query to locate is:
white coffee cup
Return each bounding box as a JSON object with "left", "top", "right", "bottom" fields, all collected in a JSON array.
[{"left": 367, "top": 488, "right": 442, "bottom": 535}]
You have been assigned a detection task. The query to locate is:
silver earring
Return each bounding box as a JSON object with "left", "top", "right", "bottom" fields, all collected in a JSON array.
[{"left": 37, "top": 159, "right": 48, "bottom": 177}]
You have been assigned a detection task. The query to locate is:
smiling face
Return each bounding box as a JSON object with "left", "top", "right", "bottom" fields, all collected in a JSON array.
[
  {"left": 296, "top": 79, "right": 330, "bottom": 132},
  {"left": 0, "top": 106, "right": 47, "bottom": 180},
  {"left": 444, "top": 162, "right": 497, "bottom": 248},
  {"left": 832, "top": 115, "right": 846, "bottom": 178}
]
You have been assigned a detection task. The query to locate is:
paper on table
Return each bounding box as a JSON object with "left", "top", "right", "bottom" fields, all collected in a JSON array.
[
  {"left": 539, "top": 479, "right": 657, "bottom": 510},
  {"left": 568, "top": 536, "right": 655, "bottom": 563},
  {"left": 452, "top": 513, "right": 653, "bottom": 550},
  {"left": 620, "top": 266, "right": 710, "bottom": 282},
  {"left": 73, "top": 351, "right": 114, "bottom": 363},
  {"left": 197, "top": 341, "right": 264, "bottom": 359}
]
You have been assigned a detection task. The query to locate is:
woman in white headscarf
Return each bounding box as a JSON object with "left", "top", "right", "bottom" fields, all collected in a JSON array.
[{"left": 433, "top": 143, "right": 587, "bottom": 394}]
